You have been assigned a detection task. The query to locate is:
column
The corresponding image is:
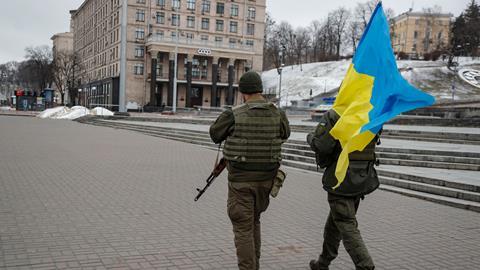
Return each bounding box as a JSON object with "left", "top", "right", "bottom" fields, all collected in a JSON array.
[
  {"left": 186, "top": 54, "right": 193, "bottom": 108},
  {"left": 168, "top": 52, "right": 175, "bottom": 107},
  {"left": 211, "top": 56, "right": 219, "bottom": 107},
  {"left": 150, "top": 56, "right": 157, "bottom": 106},
  {"left": 227, "top": 58, "right": 235, "bottom": 105}
]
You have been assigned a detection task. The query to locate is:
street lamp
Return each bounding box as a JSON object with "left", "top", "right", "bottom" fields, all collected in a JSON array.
[
  {"left": 78, "top": 88, "right": 82, "bottom": 106},
  {"left": 277, "top": 51, "right": 284, "bottom": 108}
]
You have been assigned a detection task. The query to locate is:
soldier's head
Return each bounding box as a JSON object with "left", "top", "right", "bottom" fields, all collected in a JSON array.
[{"left": 239, "top": 71, "right": 263, "bottom": 95}]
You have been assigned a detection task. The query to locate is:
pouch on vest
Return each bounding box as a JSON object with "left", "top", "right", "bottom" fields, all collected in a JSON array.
[
  {"left": 323, "top": 160, "right": 379, "bottom": 196},
  {"left": 270, "top": 169, "right": 286, "bottom": 198}
]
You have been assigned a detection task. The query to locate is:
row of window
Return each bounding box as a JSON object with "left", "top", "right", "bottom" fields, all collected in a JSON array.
[
  {"left": 141, "top": 13, "right": 255, "bottom": 35},
  {"left": 137, "top": 0, "right": 256, "bottom": 19}
]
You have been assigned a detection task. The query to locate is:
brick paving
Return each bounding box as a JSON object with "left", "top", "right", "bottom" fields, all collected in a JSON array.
[{"left": 1, "top": 116, "right": 480, "bottom": 270}]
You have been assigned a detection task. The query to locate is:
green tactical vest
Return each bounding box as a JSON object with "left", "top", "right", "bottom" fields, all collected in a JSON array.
[{"left": 223, "top": 102, "right": 283, "bottom": 163}]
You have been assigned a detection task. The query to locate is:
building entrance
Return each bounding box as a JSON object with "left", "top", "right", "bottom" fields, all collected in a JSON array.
[{"left": 190, "top": 86, "right": 203, "bottom": 107}]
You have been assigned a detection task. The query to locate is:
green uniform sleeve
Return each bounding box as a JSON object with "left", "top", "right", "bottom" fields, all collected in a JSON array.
[
  {"left": 280, "top": 110, "right": 290, "bottom": 140},
  {"left": 209, "top": 109, "right": 234, "bottom": 144},
  {"left": 307, "top": 110, "right": 339, "bottom": 159}
]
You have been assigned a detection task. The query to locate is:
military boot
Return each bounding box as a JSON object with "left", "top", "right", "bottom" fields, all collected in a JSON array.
[{"left": 310, "top": 260, "right": 329, "bottom": 270}]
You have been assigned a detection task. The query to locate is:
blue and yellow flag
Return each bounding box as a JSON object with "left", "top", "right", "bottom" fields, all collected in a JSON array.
[{"left": 330, "top": 2, "right": 435, "bottom": 188}]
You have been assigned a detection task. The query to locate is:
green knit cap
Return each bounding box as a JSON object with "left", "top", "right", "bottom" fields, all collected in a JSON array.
[{"left": 239, "top": 71, "right": 263, "bottom": 94}]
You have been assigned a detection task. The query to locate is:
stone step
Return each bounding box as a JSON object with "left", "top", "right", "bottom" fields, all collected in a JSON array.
[
  {"left": 282, "top": 147, "right": 480, "bottom": 166},
  {"left": 381, "top": 135, "right": 480, "bottom": 145},
  {"left": 378, "top": 185, "right": 480, "bottom": 213},
  {"left": 88, "top": 120, "right": 480, "bottom": 170},
  {"left": 92, "top": 119, "right": 480, "bottom": 158},
  {"left": 376, "top": 169, "right": 480, "bottom": 193},
  {"left": 379, "top": 176, "right": 480, "bottom": 203},
  {"left": 281, "top": 151, "right": 480, "bottom": 172},
  {"left": 81, "top": 119, "right": 480, "bottom": 212},
  {"left": 381, "top": 129, "right": 480, "bottom": 141}
]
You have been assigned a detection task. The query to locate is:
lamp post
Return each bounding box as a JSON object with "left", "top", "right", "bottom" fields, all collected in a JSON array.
[
  {"left": 78, "top": 88, "right": 83, "bottom": 109},
  {"left": 277, "top": 51, "right": 284, "bottom": 108}
]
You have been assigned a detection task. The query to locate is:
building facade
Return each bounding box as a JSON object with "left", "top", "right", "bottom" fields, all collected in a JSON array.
[
  {"left": 51, "top": 32, "right": 74, "bottom": 104},
  {"left": 71, "top": 0, "right": 265, "bottom": 110},
  {"left": 391, "top": 10, "right": 452, "bottom": 58}
]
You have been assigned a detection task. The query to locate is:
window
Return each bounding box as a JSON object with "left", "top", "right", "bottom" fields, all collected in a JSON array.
[
  {"left": 231, "top": 4, "right": 239, "bottom": 16},
  {"left": 216, "top": 20, "right": 224, "bottom": 31},
  {"left": 156, "top": 62, "right": 163, "bottom": 77},
  {"left": 201, "top": 18, "right": 209, "bottom": 30},
  {"left": 137, "top": 0, "right": 145, "bottom": 3},
  {"left": 438, "top": 31, "right": 442, "bottom": 40},
  {"left": 414, "top": 31, "right": 418, "bottom": 39},
  {"left": 230, "top": 21, "right": 238, "bottom": 33},
  {"left": 229, "top": 38, "right": 237, "bottom": 48},
  {"left": 135, "top": 28, "right": 145, "bottom": 39},
  {"left": 156, "top": 12, "right": 165, "bottom": 24},
  {"left": 136, "top": 10, "right": 145, "bottom": 22},
  {"left": 157, "top": 0, "right": 166, "bottom": 7},
  {"left": 187, "top": 0, "right": 195, "bottom": 10},
  {"left": 187, "top": 16, "right": 195, "bottom": 28},
  {"left": 134, "top": 64, "right": 144, "bottom": 75},
  {"left": 247, "top": 7, "right": 256, "bottom": 19},
  {"left": 135, "top": 46, "right": 144, "bottom": 57},
  {"left": 216, "top": 2, "right": 224, "bottom": 15},
  {"left": 246, "top": 23, "right": 255, "bottom": 35},
  {"left": 246, "top": 40, "right": 254, "bottom": 47},
  {"left": 156, "top": 30, "right": 164, "bottom": 39},
  {"left": 201, "top": 35, "right": 208, "bottom": 43},
  {"left": 172, "top": 0, "right": 180, "bottom": 9},
  {"left": 215, "top": 36, "right": 223, "bottom": 45},
  {"left": 202, "top": 0, "right": 210, "bottom": 13},
  {"left": 172, "top": 14, "right": 180, "bottom": 26},
  {"left": 186, "top": 33, "right": 194, "bottom": 43}
]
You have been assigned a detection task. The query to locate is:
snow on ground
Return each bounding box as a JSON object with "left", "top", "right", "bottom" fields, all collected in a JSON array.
[
  {"left": 1, "top": 106, "right": 15, "bottom": 111},
  {"left": 91, "top": 107, "right": 115, "bottom": 116},
  {"left": 262, "top": 57, "right": 480, "bottom": 106},
  {"left": 37, "top": 106, "right": 114, "bottom": 120}
]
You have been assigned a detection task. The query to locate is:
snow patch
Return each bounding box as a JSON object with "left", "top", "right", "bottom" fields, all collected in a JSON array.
[
  {"left": 38, "top": 106, "right": 114, "bottom": 120},
  {"left": 262, "top": 58, "right": 480, "bottom": 105}
]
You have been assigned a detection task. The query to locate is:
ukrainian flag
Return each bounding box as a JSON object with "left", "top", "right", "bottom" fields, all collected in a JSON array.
[{"left": 330, "top": 2, "right": 435, "bottom": 188}]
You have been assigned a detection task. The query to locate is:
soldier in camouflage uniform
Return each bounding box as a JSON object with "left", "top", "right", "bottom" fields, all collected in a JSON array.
[
  {"left": 209, "top": 71, "right": 290, "bottom": 270},
  {"left": 307, "top": 109, "right": 379, "bottom": 270}
]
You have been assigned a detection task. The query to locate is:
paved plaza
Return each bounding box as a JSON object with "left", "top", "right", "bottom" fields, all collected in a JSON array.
[{"left": 1, "top": 116, "right": 480, "bottom": 270}]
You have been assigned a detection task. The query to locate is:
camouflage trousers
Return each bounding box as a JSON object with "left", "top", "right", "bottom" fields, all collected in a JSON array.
[
  {"left": 227, "top": 180, "right": 273, "bottom": 270},
  {"left": 313, "top": 193, "right": 375, "bottom": 270}
]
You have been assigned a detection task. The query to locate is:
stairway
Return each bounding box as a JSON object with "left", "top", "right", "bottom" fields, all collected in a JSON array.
[{"left": 77, "top": 117, "right": 480, "bottom": 212}]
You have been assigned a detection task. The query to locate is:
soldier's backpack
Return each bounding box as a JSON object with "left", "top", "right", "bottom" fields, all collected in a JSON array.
[{"left": 306, "top": 110, "right": 340, "bottom": 169}]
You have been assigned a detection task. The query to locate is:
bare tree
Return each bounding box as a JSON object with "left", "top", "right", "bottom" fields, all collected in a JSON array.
[
  {"left": 330, "top": 7, "right": 350, "bottom": 59},
  {"left": 0, "top": 61, "right": 20, "bottom": 103},
  {"left": 293, "top": 27, "right": 311, "bottom": 68},
  {"left": 52, "top": 52, "right": 81, "bottom": 105},
  {"left": 24, "top": 46, "right": 53, "bottom": 93}
]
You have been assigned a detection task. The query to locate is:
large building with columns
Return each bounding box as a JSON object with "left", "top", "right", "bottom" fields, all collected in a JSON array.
[{"left": 71, "top": 0, "right": 265, "bottom": 110}]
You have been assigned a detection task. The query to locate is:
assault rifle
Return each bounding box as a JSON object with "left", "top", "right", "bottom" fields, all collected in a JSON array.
[{"left": 194, "top": 158, "right": 227, "bottom": 201}]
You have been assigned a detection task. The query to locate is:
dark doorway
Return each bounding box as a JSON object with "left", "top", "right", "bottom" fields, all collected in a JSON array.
[
  {"left": 190, "top": 86, "right": 203, "bottom": 107},
  {"left": 155, "top": 83, "right": 163, "bottom": 106}
]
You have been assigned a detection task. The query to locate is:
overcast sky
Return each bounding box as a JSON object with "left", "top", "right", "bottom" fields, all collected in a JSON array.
[{"left": 0, "top": 0, "right": 472, "bottom": 64}]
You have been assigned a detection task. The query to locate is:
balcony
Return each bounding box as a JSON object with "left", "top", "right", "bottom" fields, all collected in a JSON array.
[{"left": 147, "top": 35, "right": 255, "bottom": 53}]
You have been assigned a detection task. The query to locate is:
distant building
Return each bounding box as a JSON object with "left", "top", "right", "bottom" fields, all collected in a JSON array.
[
  {"left": 51, "top": 32, "right": 74, "bottom": 55},
  {"left": 70, "top": 0, "right": 266, "bottom": 111},
  {"left": 391, "top": 10, "right": 453, "bottom": 58},
  {"left": 51, "top": 32, "right": 74, "bottom": 104}
]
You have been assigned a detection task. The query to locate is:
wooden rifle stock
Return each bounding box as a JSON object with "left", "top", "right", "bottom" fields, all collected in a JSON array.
[{"left": 194, "top": 158, "right": 227, "bottom": 201}]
